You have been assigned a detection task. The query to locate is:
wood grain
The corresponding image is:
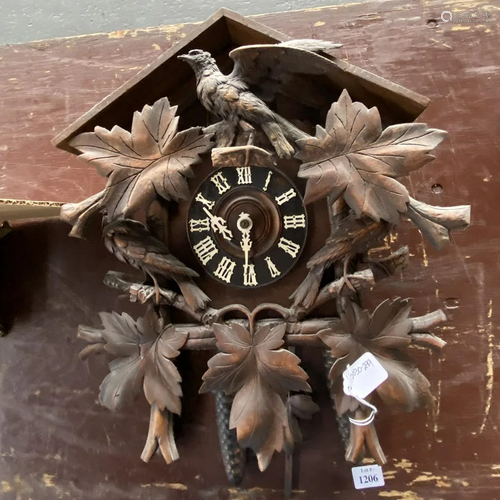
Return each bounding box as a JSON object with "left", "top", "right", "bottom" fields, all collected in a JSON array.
[{"left": 0, "top": 0, "right": 498, "bottom": 498}]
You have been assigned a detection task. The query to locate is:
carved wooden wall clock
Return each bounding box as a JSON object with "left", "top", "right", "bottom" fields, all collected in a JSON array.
[{"left": 52, "top": 8, "right": 471, "bottom": 495}]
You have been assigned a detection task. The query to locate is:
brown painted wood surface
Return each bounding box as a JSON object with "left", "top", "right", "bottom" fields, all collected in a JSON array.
[{"left": 0, "top": 0, "right": 498, "bottom": 498}]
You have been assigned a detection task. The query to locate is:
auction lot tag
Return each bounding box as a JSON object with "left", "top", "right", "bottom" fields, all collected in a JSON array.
[
  {"left": 351, "top": 464, "right": 385, "bottom": 490},
  {"left": 343, "top": 352, "right": 388, "bottom": 399}
]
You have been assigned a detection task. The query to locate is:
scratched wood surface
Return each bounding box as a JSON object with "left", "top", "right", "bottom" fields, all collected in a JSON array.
[{"left": 0, "top": 0, "right": 499, "bottom": 498}]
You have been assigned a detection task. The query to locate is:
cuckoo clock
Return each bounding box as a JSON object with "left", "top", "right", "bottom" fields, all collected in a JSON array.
[{"left": 53, "top": 8, "right": 470, "bottom": 494}]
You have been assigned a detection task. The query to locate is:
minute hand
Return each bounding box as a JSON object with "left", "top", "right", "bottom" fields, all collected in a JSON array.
[{"left": 202, "top": 207, "right": 233, "bottom": 241}]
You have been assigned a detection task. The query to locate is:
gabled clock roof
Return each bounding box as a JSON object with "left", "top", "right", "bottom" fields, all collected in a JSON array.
[{"left": 52, "top": 8, "right": 430, "bottom": 155}]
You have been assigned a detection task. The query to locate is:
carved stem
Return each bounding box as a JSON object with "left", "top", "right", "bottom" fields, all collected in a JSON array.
[
  {"left": 141, "top": 404, "right": 179, "bottom": 465},
  {"left": 60, "top": 190, "right": 106, "bottom": 238},
  {"left": 345, "top": 408, "right": 386, "bottom": 465},
  {"left": 411, "top": 309, "right": 446, "bottom": 332}
]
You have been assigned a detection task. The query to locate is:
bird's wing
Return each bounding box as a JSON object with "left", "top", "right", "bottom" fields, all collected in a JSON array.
[
  {"left": 307, "top": 235, "right": 352, "bottom": 268},
  {"left": 278, "top": 39, "right": 343, "bottom": 53},
  {"left": 144, "top": 250, "right": 199, "bottom": 278},
  {"left": 106, "top": 220, "right": 199, "bottom": 278},
  {"left": 229, "top": 44, "right": 343, "bottom": 107}
]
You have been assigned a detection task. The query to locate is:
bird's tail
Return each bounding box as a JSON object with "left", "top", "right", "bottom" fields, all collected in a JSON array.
[
  {"left": 273, "top": 113, "right": 310, "bottom": 142},
  {"left": 261, "top": 121, "right": 296, "bottom": 159},
  {"left": 290, "top": 264, "right": 325, "bottom": 309},
  {"left": 177, "top": 277, "right": 210, "bottom": 312}
]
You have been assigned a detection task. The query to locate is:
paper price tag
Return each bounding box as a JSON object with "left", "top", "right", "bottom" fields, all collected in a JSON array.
[
  {"left": 343, "top": 352, "right": 388, "bottom": 399},
  {"left": 351, "top": 464, "right": 385, "bottom": 490}
]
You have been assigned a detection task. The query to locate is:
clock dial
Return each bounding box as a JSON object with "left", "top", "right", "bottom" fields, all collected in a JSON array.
[{"left": 187, "top": 166, "right": 307, "bottom": 288}]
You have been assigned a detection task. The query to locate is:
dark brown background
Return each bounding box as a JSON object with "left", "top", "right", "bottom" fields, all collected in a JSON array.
[{"left": 0, "top": 0, "right": 499, "bottom": 498}]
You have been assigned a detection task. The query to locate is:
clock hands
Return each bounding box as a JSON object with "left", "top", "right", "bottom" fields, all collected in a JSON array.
[
  {"left": 237, "top": 212, "right": 253, "bottom": 265},
  {"left": 237, "top": 213, "right": 258, "bottom": 286},
  {"left": 202, "top": 206, "right": 233, "bottom": 241}
]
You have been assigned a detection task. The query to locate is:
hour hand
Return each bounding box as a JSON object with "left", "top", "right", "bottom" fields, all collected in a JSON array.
[
  {"left": 203, "top": 207, "right": 233, "bottom": 241},
  {"left": 237, "top": 212, "right": 253, "bottom": 265}
]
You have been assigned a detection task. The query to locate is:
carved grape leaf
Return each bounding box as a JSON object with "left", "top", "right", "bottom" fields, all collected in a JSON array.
[
  {"left": 297, "top": 90, "right": 446, "bottom": 224},
  {"left": 97, "top": 308, "right": 187, "bottom": 415},
  {"left": 200, "top": 322, "right": 311, "bottom": 471},
  {"left": 69, "top": 97, "right": 213, "bottom": 220},
  {"left": 318, "top": 298, "right": 434, "bottom": 415}
]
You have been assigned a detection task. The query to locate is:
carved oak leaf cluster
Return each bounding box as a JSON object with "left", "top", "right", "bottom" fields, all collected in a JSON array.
[
  {"left": 319, "top": 298, "right": 434, "bottom": 416},
  {"left": 297, "top": 89, "right": 446, "bottom": 225},
  {"left": 200, "top": 322, "right": 311, "bottom": 471},
  {"left": 69, "top": 97, "right": 212, "bottom": 222}
]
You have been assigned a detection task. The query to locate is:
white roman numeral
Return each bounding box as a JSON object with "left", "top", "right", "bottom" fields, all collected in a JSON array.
[
  {"left": 263, "top": 170, "right": 273, "bottom": 191},
  {"left": 214, "top": 256, "right": 236, "bottom": 283},
  {"left": 243, "top": 264, "right": 258, "bottom": 286},
  {"left": 278, "top": 237, "right": 301, "bottom": 258},
  {"left": 283, "top": 214, "right": 306, "bottom": 229},
  {"left": 236, "top": 166, "right": 252, "bottom": 185},
  {"left": 193, "top": 236, "right": 218, "bottom": 265},
  {"left": 265, "top": 257, "right": 281, "bottom": 278},
  {"left": 211, "top": 172, "right": 231, "bottom": 194},
  {"left": 195, "top": 193, "right": 215, "bottom": 210},
  {"left": 275, "top": 188, "right": 296, "bottom": 205},
  {"left": 189, "top": 218, "right": 210, "bottom": 233}
]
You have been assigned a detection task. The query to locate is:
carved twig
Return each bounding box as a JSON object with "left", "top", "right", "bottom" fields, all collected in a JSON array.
[
  {"left": 141, "top": 404, "right": 179, "bottom": 465},
  {"left": 60, "top": 190, "right": 106, "bottom": 239},
  {"left": 407, "top": 197, "right": 471, "bottom": 250},
  {"left": 77, "top": 324, "right": 105, "bottom": 360},
  {"left": 346, "top": 408, "right": 387, "bottom": 465}
]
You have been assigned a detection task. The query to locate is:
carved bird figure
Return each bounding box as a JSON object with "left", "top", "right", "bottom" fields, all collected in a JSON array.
[
  {"left": 178, "top": 40, "right": 342, "bottom": 158},
  {"left": 291, "top": 213, "right": 390, "bottom": 308},
  {"left": 103, "top": 219, "right": 209, "bottom": 311}
]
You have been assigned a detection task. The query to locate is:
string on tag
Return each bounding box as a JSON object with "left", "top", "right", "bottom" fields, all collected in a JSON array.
[
  {"left": 347, "top": 394, "right": 378, "bottom": 426},
  {"left": 342, "top": 358, "right": 383, "bottom": 427}
]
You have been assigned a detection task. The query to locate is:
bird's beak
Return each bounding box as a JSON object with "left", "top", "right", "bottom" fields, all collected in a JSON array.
[{"left": 178, "top": 54, "right": 193, "bottom": 62}]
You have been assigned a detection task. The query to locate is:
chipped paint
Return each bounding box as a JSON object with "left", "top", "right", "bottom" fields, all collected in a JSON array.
[
  {"left": 433, "top": 376, "right": 442, "bottom": 436},
  {"left": 451, "top": 25, "right": 471, "bottom": 31},
  {"left": 393, "top": 459, "right": 415, "bottom": 473},
  {"left": 383, "top": 469, "right": 398, "bottom": 480},
  {"left": 480, "top": 298, "right": 494, "bottom": 433},
  {"left": 42, "top": 474, "right": 55, "bottom": 488},
  {"left": 1, "top": 481, "right": 12, "bottom": 493},
  {"left": 152, "top": 43, "right": 161, "bottom": 51},
  {"left": 421, "top": 244, "right": 429, "bottom": 267},
  {"left": 314, "top": 21, "right": 326, "bottom": 26},
  {"left": 141, "top": 482, "right": 188, "bottom": 490},
  {"left": 410, "top": 474, "right": 451, "bottom": 488},
  {"left": 108, "top": 24, "right": 187, "bottom": 40},
  {"left": 379, "top": 491, "right": 424, "bottom": 499},
  {"left": 228, "top": 486, "right": 306, "bottom": 498}
]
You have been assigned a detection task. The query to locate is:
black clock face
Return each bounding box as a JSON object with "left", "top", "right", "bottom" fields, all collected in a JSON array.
[{"left": 187, "top": 166, "right": 307, "bottom": 288}]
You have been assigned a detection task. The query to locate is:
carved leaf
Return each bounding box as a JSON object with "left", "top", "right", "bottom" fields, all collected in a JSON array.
[
  {"left": 318, "top": 298, "right": 434, "bottom": 415},
  {"left": 69, "top": 97, "right": 213, "bottom": 220},
  {"left": 297, "top": 90, "right": 446, "bottom": 224},
  {"left": 98, "top": 309, "right": 187, "bottom": 415},
  {"left": 200, "top": 322, "right": 310, "bottom": 470}
]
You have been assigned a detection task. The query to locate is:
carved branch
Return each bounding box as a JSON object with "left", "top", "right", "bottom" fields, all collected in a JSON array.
[
  {"left": 60, "top": 190, "right": 106, "bottom": 239},
  {"left": 141, "top": 404, "right": 179, "bottom": 465},
  {"left": 411, "top": 309, "right": 447, "bottom": 332},
  {"left": 345, "top": 408, "right": 387, "bottom": 465},
  {"left": 407, "top": 197, "right": 471, "bottom": 250}
]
